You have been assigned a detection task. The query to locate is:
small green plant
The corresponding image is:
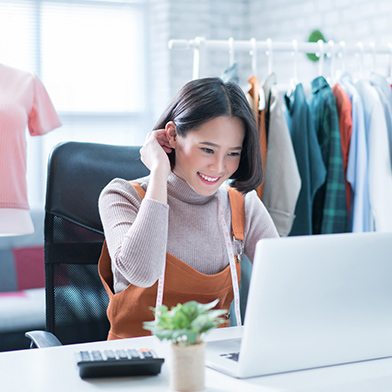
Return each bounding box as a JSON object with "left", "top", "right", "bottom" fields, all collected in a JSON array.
[{"left": 143, "top": 299, "right": 227, "bottom": 346}]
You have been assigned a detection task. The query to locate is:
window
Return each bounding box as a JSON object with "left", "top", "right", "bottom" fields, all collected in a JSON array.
[{"left": 0, "top": 0, "right": 149, "bottom": 208}]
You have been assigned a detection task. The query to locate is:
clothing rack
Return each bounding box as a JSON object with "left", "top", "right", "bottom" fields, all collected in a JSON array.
[{"left": 168, "top": 37, "right": 392, "bottom": 80}]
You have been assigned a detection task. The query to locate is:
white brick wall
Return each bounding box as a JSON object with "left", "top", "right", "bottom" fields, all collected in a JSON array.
[{"left": 148, "top": 0, "right": 392, "bottom": 126}]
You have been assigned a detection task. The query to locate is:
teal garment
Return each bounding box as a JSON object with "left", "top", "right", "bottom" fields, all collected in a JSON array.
[
  {"left": 308, "top": 76, "right": 349, "bottom": 234},
  {"left": 220, "top": 62, "right": 239, "bottom": 84},
  {"left": 285, "top": 83, "right": 326, "bottom": 236},
  {"left": 229, "top": 255, "right": 252, "bottom": 326}
]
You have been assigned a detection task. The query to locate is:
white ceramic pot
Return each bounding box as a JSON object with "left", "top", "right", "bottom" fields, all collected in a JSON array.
[{"left": 170, "top": 342, "right": 205, "bottom": 392}]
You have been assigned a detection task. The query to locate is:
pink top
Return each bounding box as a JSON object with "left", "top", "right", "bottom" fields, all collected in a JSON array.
[{"left": 0, "top": 63, "right": 62, "bottom": 212}]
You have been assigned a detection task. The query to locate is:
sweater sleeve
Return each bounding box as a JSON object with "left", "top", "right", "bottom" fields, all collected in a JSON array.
[
  {"left": 98, "top": 178, "right": 169, "bottom": 287},
  {"left": 243, "top": 190, "right": 279, "bottom": 263}
]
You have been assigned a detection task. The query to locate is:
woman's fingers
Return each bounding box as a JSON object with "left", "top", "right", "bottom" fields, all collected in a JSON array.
[{"left": 154, "top": 129, "right": 173, "bottom": 153}]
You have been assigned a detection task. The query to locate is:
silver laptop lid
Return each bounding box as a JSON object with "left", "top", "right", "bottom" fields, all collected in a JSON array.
[{"left": 238, "top": 232, "right": 392, "bottom": 377}]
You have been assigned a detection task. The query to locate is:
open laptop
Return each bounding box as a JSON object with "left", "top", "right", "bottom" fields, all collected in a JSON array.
[{"left": 205, "top": 232, "right": 392, "bottom": 378}]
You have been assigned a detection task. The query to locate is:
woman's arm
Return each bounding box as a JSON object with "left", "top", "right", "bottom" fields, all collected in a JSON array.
[
  {"left": 99, "top": 129, "right": 173, "bottom": 288},
  {"left": 99, "top": 179, "right": 169, "bottom": 288}
]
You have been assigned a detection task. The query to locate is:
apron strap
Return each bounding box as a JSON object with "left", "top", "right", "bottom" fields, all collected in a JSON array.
[
  {"left": 98, "top": 240, "right": 114, "bottom": 299},
  {"left": 130, "top": 181, "right": 146, "bottom": 199},
  {"left": 226, "top": 186, "right": 245, "bottom": 241}
]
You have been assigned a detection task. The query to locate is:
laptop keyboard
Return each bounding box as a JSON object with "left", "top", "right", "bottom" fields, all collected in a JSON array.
[{"left": 220, "top": 352, "right": 239, "bottom": 362}]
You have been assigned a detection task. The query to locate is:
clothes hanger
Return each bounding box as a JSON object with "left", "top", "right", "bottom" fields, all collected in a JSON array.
[
  {"left": 291, "top": 39, "right": 299, "bottom": 88},
  {"left": 266, "top": 38, "right": 273, "bottom": 76},
  {"left": 192, "top": 36, "right": 206, "bottom": 80},
  {"left": 387, "top": 43, "right": 392, "bottom": 83},
  {"left": 228, "top": 37, "right": 235, "bottom": 67},
  {"left": 327, "top": 40, "right": 336, "bottom": 85},
  {"left": 250, "top": 37, "right": 258, "bottom": 78},
  {"left": 370, "top": 41, "right": 376, "bottom": 75},
  {"left": 317, "top": 39, "right": 325, "bottom": 77},
  {"left": 356, "top": 41, "right": 365, "bottom": 79}
]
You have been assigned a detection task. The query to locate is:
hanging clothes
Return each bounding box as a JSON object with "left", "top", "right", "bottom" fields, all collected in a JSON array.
[
  {"left": 285, "top": 83, "right": 326, "bottom": 236},
  {"left": 338, "top": 72, "right": 370, "bottom": 232},
  {"left": 261, "top": 73, "right": 301, "bottom": 237},
  {"left": 0, "top": 63, "right": 61, "bottom": 235},
  {"left": 369, "top": 73, "right": 392, "bottom": 167},
  {"left": 356, "top": 79, "right": 392, "bottom": 231},
  {"left": 308, "top": 76, "right": 349, "bottom": 234},
  {"left": 332, "top": 83, "right": 352, "bottom": 215},
  {"left": 247, "top": 75, "right": 267, "bottom": 199}
]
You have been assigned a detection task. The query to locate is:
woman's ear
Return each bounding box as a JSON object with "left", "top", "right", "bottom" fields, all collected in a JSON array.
[{"left": 165, "top": 121, "right": 178, "bottom": 149}]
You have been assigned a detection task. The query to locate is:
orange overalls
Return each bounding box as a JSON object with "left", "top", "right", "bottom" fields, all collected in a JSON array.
[{"left": 98, "top": 182, "right": 245, "bottom": 339}]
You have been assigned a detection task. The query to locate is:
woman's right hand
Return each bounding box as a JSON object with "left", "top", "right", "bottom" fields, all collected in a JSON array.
[{"left": 139, "top": 129, "right": 172, "bottom": 179}]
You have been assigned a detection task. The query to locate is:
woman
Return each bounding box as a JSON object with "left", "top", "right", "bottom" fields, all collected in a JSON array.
[{"left": 98, "top": 77, "right": 278, "bottom": 340}]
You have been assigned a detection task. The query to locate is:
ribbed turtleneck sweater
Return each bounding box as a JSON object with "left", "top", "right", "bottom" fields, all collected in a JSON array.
[{"left": 99, "top": 172, "right": 278, "bottom": 293}]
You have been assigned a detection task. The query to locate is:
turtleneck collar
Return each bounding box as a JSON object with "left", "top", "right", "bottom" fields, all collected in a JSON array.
[{"left": 167, "top": 171, "right": 218, "bottom": 205}]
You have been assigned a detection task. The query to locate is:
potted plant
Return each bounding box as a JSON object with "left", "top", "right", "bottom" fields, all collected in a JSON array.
[{"left": 143, "top": 299, "right": 227, "bottom": 392}]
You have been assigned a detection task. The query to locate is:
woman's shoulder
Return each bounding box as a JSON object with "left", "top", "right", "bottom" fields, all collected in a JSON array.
[{"left": 100, "top": 175, "right": 151, "bottom": 200}]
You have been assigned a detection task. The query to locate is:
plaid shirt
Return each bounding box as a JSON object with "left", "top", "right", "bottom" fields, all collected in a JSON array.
[{"left": 308, "top": 76, "right": 349, "bottom": 234}]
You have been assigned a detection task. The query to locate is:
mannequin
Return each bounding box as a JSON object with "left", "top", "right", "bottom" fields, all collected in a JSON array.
[{"left": 0, "top": 63, "right": 61, "bottom": 236}]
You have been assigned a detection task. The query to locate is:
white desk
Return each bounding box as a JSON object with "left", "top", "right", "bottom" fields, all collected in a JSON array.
[{"left": 2, "top": 327, "right": 392, "bottom": 392}]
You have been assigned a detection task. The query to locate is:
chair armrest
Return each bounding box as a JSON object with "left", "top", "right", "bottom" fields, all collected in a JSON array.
[{"left": 25, "top": 330, "right": 63, "bottom": 348}]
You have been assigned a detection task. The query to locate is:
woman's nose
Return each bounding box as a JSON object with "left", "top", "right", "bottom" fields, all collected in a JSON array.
[{"left": 209, "top": 155, "right": 225, "bottom": 173}]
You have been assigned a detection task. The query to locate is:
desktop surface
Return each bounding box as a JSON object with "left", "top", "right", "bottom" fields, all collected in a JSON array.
[{"left": 2, "top": 327, "right": 392, "bottom": 392}]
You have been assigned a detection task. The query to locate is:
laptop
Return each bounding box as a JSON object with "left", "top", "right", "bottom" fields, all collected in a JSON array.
[{"left": 205, "top": 232, "right": 392, "bottom": 378}]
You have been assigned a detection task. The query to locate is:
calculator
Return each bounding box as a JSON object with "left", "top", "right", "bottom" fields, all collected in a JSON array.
[{"left": 76, "top": 348, "right": 165, "bottom": 379}]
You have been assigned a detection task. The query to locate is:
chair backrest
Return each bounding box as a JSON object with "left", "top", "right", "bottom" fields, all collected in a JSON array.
[{"left": 44, "top": 141, "right": 149, "bottom": 345}]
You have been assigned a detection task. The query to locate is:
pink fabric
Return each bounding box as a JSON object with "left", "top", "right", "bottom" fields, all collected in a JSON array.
[
  {"left": 0, "top": 63, "right": 61, "bottom": 210},
  {"left": 12, "top": 246, "right": 45, "bottom": 290},
  {"left": 0, "top": 292, "right": 27, "bottom": 298}
]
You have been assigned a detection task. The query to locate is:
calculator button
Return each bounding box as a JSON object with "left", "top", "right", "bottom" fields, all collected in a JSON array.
[
  {"left": 115, "top": 350, "right": 128, "bottom": 359},
  {"left": 127, "top": 349, "right": 140, "bottom": 359},
  {"left": 79, "top": 351, "right": 91, "bottom": 361},
  {"left": 91, "top": 350, "right": 103, "bottom": 360},
  {"left": 103, "top": 350, "right": 116, "bottom": 360},
  {"left": 141, "top": 349, "right": 153, "bottom": 358}
]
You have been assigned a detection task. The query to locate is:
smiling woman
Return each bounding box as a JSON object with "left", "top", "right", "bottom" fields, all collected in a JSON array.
[{"left": 97, "top": 77, "right": 279, "bottom": 340}]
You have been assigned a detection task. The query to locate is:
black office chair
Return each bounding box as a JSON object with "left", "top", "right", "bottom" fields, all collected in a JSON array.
[{"left": 26, "top": 141, "right": 149, "bottom": 348}]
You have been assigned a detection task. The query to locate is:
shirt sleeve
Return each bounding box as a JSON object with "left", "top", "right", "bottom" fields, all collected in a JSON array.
[
  {"left": 28, "top": 74, "right": 62, "bottom": 136},
  {"left": 98, "top": 178, "right": 169, "bottom": 288}
]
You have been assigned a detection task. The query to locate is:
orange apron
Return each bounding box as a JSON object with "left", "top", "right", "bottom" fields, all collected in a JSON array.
[{"left": 98, "top": 182, "right": 245, "bottom": 339}]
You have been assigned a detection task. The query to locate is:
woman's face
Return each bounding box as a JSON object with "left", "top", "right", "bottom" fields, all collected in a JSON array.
[{"left": 170, "top": 116, "right": 245, "bottom": 196}]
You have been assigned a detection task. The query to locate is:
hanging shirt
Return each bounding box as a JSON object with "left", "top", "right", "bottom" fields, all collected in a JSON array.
[
  {"left": 356, "top": 79, "right": 392, "bottom": 232},
  {"left": 285, "top": 83, "right": 326, "bottom": 236},
  {"left": 0, "top": 63, "right": 61, "bottom": 234},
  {"left": 338, "top": 72, "right": 370, "bottom": 232},
  {"left": 332, "top": 83, "right": 352, "bottom": 215},
  {"left": 247, "top": 75, "right": 267, "bottom": 199},
  {"left": 261, "top": 73, "right": 301, "bottom": 236},
  {"left": 308, "top": 76, "right": 349, "bottom": 234},
  {"left": 369, "top": 73, "right": 392, "bottom": 168}
]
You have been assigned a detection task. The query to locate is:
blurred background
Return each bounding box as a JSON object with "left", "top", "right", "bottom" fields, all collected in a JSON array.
[{"left": 0, "top": 0, "right": 389, "bottom": 209}]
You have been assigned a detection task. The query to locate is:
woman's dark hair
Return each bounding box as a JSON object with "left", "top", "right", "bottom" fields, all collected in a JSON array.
[{"left": 154, "top": 77, "right": 263, "bottom": 194}]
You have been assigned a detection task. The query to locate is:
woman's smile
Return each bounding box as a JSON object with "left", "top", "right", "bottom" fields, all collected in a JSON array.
[{"left": 197, "top": 172, "right": 221, "bottom": 184}]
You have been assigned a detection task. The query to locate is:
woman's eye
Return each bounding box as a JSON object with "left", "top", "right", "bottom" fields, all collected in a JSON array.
[
  {"left": 202, "top": 148, "right": 214, "bottom": 154},
  {"left": 229, "top": 152, "right": 241, "bottom": 157}
]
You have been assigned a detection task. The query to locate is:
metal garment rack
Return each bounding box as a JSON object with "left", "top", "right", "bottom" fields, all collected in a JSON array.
[{"left": 168, "top": 37, "right": 392, "bottom": 80}]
